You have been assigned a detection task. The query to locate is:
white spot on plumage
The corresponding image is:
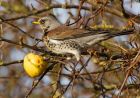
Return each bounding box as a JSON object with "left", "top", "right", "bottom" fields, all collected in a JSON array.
[{"left": 49, "top": 39, "right": 61, "bottom": 44}]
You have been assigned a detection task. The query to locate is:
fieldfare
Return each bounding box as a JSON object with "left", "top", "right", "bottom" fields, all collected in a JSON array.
[{"left": 33, "top": 15, "right": 134, "bottom": 61}]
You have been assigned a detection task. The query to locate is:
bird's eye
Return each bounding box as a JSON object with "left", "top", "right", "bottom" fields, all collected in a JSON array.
[{"left": 39, "top": 19, "right": 45, "bottom": 24}]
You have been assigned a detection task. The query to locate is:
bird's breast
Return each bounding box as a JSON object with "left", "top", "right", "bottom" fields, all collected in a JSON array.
[{"left": 43, "top": 38, "right": 81, "bottom": 54}]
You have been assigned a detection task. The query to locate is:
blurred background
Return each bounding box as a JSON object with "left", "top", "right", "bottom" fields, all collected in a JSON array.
[{"left": 0, "top": 0, "right": 140, "bottom": 98}]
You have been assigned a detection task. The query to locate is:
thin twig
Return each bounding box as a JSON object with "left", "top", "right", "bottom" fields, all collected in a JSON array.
[
  {"left": 25, "top": 62, "right": 57, "bottom": 98},
  {"left": 0, "top": 37, "right": 45, "bottom": 53},
  {"left": 1, "top": 4, "right": 122, "bottom": 22},
  {"left": 0, "top": 60, "right": 23, "bottom": 66}
]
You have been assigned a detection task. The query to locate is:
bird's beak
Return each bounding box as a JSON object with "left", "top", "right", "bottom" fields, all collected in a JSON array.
[{"left": 32, "top": 21, "right": 40, "bottom": 25}]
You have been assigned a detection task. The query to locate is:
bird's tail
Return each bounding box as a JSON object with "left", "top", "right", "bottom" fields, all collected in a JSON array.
[
  {"left": 86, "top": 28, "right": 134, "bottom": 46},
  {"left": 107, "top": 28, "right": 134, "bottom": 38}
]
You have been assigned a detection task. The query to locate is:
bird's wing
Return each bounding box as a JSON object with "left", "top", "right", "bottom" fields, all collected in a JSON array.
[
  {"left": 46, "top": 25, "right": 134, "bottom": 42},
  {"left": 46, "top": 25, "right": 109, "bottom": 40}
]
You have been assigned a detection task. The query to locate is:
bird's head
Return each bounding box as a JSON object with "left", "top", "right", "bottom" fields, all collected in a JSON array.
[{"left": 33, "top": 15, "right": 61, "bottom": 32}]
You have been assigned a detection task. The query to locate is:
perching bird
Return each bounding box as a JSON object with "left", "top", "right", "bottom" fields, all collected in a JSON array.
[{"left": 33, "top": 15, "right": 134, "bottom": 61}]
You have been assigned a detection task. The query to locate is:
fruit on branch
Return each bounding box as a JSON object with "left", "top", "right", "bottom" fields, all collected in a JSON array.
[{"left": 23, "top": 53, "right": 47, "bottom": 77}]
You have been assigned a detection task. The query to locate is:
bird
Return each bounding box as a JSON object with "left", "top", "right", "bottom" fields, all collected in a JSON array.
[{"left": 33, "top": 15, "right": 134, "bottom": 61}]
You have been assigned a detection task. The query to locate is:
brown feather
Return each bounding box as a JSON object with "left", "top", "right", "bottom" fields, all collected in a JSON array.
[{"left": 46, "top": 25, "right": 110, "bottom": 40}]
